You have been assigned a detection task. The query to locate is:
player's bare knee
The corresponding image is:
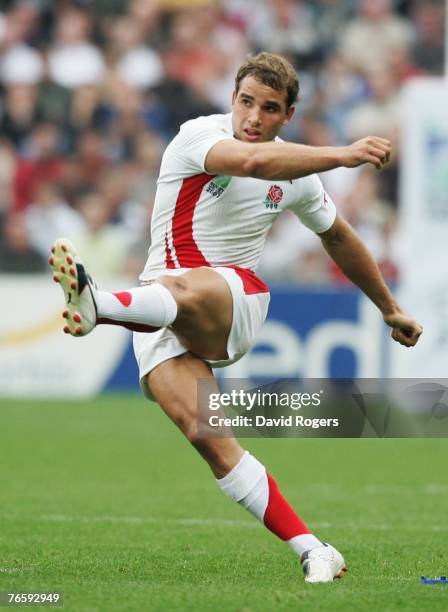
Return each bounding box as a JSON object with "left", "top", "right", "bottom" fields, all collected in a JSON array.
[
  {"left": 156, "top": 276, "right": 199, "bottom": 316},
  {"left": 156, "top": 275, "right": 188, "bottom": 300}
]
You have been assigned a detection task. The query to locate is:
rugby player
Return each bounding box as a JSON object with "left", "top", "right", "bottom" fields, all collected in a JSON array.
[{"left": 49, "top": 53, "right": 422, "bottom": 583}]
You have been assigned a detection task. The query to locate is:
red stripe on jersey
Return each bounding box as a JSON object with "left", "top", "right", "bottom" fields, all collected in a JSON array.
[
  {"left": 164, "top": 232, "right": 175, "bottom": 269},
  {"left": 228, "top": 265, "right": 269, "bottom": 295},
  {"left": 171, "top": 173, "right": 215, "bottom": 267},
  {"left": 263, "top": 472, "right": 311, "bottom": 540},
  {"left": 169, "top": 173, "right": 269, "bottom": 295}
]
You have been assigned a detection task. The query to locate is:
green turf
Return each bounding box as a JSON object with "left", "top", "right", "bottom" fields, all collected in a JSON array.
[{"left": 1, "top": 395, "right": 447, "bottom": 611}]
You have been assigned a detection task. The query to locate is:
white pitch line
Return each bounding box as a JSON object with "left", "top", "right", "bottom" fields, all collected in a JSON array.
[
  {"left": 1, "top": 513, "right": 447, "bottom": 532},
  {"left": 0, "top": 513, "right": 259, "bottom": 528}
]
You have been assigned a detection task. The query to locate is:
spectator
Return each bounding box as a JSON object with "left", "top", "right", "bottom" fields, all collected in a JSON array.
[
  {"left": 162, "top": 9, "right": 221, "bottom": 89},
  {"left": 0, "top": 84, "right": 40, "bottom": 148},
  {"left": 128, "top": 131, "right": 162, "bottom": 202},
  {"left": 59, "top": 156, "right": 90, "bottom": 208},
  {"left": 340, "top": 0, "right": 414, "bottom": 74},
  {"left": 68, "top": 85, "right": 110, "bottom": 133},
  {"left": 48, "top": 7, "right": 105, "bottom": 89},
  {"left": 345, "top": 67, "right": 400, "bottom": 143},
  {"left": 329, "top": 167, "right": 398, "bottom": 284},
  {"left": 387, "top": 44, "right": 428, "bottom": 85},
  {"left": 0, "top": 40, "right": 44, "bottom": 148},
  {"left": 317, "top": 53, "right": 365, "bottom": 143},
  {"left": 412, "top": 0, "right": 445, "bottom": 75},
  {"left": 0, "top": 212, "right": 46, "bottom": 273},
  {"left": 75, "top": 130, "right": 108, "bottom": 187},
  {"left": 128, "top": 0, "right": 161, "bottom": 40},
  {"left": 0, "top": 1, "right": 41, "bottom": 49},
  {"left": 248, "top": 0, "right": 320, "bottom": 66},
  {"left": 106, "top": 15, "right": 164, "bottom": 90},
  {"left": 196, "top": 4, "right": 249, "bottom": 111},
  {"left": 12, "top": 122, "right": 63, "bottom": 212},
  {"left": 150, "top": 59, "right": 220, "bottom": 138},
  {"left": 97, "top": 167, "right": 134, "bottom": 222},
  {"left": 25, "top": 181, "right": 84, "bottom": 257},
  {"left": 72, "top": 190, "right": 130, "bottom": 278},
  {"left": 315, "top": 0, "right": 354, "bottom": 54}
]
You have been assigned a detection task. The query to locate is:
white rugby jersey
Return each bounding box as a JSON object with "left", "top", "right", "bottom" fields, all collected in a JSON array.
[{"left": 141, "top": 113, "right": 336, "bottom": 287}]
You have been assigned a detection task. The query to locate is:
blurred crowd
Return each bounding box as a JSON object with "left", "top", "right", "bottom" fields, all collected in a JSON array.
[{"left": 0, "top": 0, "right": 445, "bottom": 283}]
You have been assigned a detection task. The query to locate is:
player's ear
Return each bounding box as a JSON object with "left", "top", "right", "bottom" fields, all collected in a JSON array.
[
  {"left": 232, "top": 90, "right": 237, "bottom": 105},
  {"left": 283, "top": 105, "right": 295, "bottom": 125}
]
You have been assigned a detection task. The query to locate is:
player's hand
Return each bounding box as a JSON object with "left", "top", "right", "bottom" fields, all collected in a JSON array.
[
  {"left": 383, "top": 312, "right": 423, "bottom": 347},
  {"left": 341, "top": 137, "right": 392, "bottom": 171}
]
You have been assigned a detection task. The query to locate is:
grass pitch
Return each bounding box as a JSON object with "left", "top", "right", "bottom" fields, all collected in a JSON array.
[{"left": 1, "top": 395, "right": 447, "bottom": 611}]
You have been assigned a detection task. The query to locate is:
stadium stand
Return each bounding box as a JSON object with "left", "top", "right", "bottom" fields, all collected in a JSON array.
[{"left": 0, "top": 0, "right": 444, "bottom": 283}]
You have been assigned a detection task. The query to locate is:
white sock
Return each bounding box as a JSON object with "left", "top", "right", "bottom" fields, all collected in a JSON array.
[
  {"left": 217, "top": 451, "right": 268, "bottom": 521},
  {"left": 217, "top": 451, "right": 322, "bottom": 557},
  {"left": 96, "top": 284, "right": 177, "bottom": 329},
  {"left": 287, "top": 534, "right": 324, "bottom": 557}
]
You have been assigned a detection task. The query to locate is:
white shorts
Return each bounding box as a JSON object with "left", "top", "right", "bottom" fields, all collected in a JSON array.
[{"left": 132, "top": 266, "right": 270, "bottom": 400}]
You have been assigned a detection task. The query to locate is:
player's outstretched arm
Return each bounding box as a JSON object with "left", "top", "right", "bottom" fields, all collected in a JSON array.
[
  {"left": 319, "top": 215, "right": 422, "bottom": 348},
  {"left": 205, "top": 136, "right": 391, "bottom": 180}
]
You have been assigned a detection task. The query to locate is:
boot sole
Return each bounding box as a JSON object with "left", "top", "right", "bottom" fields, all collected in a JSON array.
[{"left": 49, "top": 239, "right": 84, "bottom": 336}]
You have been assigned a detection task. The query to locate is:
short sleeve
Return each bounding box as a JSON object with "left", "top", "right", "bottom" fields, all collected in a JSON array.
[
  {"left": 287, "top": 174, "right": 337, "bottom": 234},
  {"left": 170, "top": 116, "right": 234, "bottom": 175}
]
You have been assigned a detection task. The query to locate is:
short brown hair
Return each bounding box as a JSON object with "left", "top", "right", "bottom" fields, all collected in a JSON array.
[{"left": 235, "top": 52, "right": 299, "bottom": 110}]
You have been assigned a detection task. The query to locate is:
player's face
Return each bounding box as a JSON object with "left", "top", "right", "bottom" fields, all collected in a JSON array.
[{"left": 231, "top": 76, "right": 295, "bottom": 143}]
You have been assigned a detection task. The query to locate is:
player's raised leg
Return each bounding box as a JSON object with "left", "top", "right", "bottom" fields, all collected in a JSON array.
[
  {"left": 49, "top": 238, "right": 233, "bottom": 361},
  {"left": 49, "top": 237, "right": 179, "bottom": 336},
  {"left": 147, "top": 353, "right": 348, "bottom": 583}
]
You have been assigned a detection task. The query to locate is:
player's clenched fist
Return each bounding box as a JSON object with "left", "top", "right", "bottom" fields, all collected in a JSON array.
[
  {"left": 383, "top": 312, "right": 423, "bottom": 347},
  {"left": 341, "top": 136, "right": 392, "bottom": 171}
]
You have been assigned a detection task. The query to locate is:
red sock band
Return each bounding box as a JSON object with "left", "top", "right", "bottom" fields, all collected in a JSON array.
[
  {"left": 263, "top": 473, "right": 311, "bottom": 540},
  {"left": 113, "top": 291, "right": 133, "bottom": 307}
]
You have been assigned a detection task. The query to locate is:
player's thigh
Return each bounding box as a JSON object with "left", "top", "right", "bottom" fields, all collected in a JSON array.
[
  {"left": 147, "top": 353, "right": 243, "bottom": 477},
  {"left": 157, "top": 268, "right": 233, "bottom": 360}
]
